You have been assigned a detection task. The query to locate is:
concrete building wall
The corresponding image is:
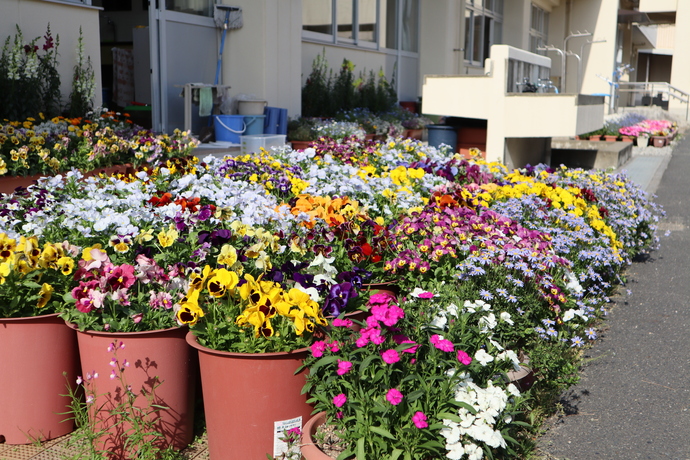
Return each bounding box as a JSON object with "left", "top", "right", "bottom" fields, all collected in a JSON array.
[
  {"left": 549, "top": 0, "right": 618, "bottom": 96},
  {"left": 639, "top": 0, "right": 677, "bottom": 13},
  {"left": 221, "top": 0, "right": 302, "bottom": 117},
  {"left": 669, "top": 1, "right": 690, "bottom": 116},
  {"left": 502, "top": 0, "right": 531, "bottom": 51},
  {"left": 419, "top": 0, "right": 461, "bottom": 76},
  {"left": 0, "top": 0, "right": 102, "bottom": 109}
]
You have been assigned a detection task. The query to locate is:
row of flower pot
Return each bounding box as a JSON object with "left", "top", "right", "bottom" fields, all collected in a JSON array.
[{"left": 0, "top": 313, "right": 313, "bottom": 460}]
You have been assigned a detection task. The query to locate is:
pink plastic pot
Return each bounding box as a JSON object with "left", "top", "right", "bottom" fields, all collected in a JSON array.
[
  {"left": 73, "top": 325, "right": 196, "bottom": 459},
  {"left": 0, "top": 313, "right": 79, "bottom": 444},
  {"left": 187, "top": 331, "right": 313, "bottom": 460}
]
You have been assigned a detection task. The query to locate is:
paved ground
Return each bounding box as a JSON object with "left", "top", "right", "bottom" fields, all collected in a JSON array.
[{"left": 536, "top": 136, "right": 690, "bottom": 459}]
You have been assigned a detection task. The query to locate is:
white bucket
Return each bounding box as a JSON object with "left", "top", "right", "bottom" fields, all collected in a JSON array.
[{"left": 238, "top": 100, "right": 267, "bottom": 115}]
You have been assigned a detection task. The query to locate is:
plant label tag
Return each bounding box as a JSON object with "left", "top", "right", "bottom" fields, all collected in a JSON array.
[{"left": 273, "top": 416, "right": 303, "bottom": 457}]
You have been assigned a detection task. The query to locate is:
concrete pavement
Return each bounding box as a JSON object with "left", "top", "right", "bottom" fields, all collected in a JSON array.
[{"left": 536, "top": 135, "right": 690, "bottom": 459}]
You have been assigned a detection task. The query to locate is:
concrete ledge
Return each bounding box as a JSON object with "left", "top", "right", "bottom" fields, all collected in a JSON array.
[{"left": 550, "top": 138, "right": 633, "bottom": 170}]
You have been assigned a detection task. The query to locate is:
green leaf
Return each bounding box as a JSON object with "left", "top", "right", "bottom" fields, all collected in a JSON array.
[
  {"left": 359, "top": 354, "right": 377, "bottom": 375},
  {"left": 357, "top": 437, "right": 366, "bottom": 460},
  {"left": 310, "top": 355, "right": 339, "bottom": 373},
  {"left": 390, "top": 448, "right": 403, "bottom": 460},
  {"left": 436, "top": 411, "right": 462, "bottom": 423},
  {"left": 509, "top": 420, "right": 532, "bottom": 428},
  {"left": 337, "top": 450, "right": 354, "bottom": 460},
  {"left": 369, "top": 426, "right": 396, "bottom": 440},
  {"left": 405, "top": 389, "right": 424, "bottom": 402},
  {"left": 502, "top": 434, "right": 518, "bottom": 445}
]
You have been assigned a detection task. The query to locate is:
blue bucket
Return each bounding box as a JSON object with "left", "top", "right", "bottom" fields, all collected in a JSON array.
[
  {"left": 244, "top": 115, "right": 265, "bottom": 136},
  {"left": 213, "top": 115, "right": 246, "bottom": 143},
  {"left": 426, "top": 125, "right": 458, "bottom": 152}
]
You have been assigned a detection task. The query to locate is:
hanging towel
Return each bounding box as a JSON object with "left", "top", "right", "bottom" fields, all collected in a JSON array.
[{"left": 199, "top": 86, "right": 213, "bottom": 117}]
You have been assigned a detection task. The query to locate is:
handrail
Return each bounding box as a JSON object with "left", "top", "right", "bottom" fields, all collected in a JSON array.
[
  {"left": 616, "top": 81, "right": 689, "bottom": 119},
  {"left": 617, "top": 81, "right": 690, "bottom": 103}
]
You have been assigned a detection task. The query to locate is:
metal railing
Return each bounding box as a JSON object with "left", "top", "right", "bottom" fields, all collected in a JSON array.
[{"left": 617, "top": 81, "right": 690, "bottom": 120}]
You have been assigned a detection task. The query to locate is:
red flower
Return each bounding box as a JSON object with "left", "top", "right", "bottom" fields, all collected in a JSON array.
[{"left": 148, "top": 193, "right": 173, "bottom": 207}]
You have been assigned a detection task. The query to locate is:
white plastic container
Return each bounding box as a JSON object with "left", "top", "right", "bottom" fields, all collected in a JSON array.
[
  {"left": 241, "top": 134, "right": 287, "bottom": 155},
  {"left": 237, "top": 100, "right": 267, "bottom": 115}
]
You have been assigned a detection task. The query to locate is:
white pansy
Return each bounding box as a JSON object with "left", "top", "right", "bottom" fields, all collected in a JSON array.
[
  {"left": 489, "top": 339, "right": 505, "bottom": 352},
  {"left": 474, "top": 349, "right": 494, "bottom": 366},
  {"left": 506, "top": 383, "right": 521, "bottom": 397},
  {"left": 497, "top": 349, "right": 521, "bottom": 371},
  {"left": 479, "top": 313, "right": 497, "bottom": 332},
  {"left": 430, "top": 312, "right": 447, "bottom": 329},
  {"left": 499, "top": 311, "right": 514, "bottom": 325},
  {"left": 464, "top": 443, "right": 483, "bottom": 460},
  {"left": 562, "top": 308, "right": 586, "bottom": 322}
]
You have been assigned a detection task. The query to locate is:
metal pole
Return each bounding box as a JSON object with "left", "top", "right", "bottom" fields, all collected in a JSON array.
[
  {"left": 538, "top": 45, "right": 565, "bottom": 92},
  {"left": 563, "top": 31, "right": 592, "bottom": 93},
  {"left": 567, "top": 51, "right": 581, "bottom": 94}
]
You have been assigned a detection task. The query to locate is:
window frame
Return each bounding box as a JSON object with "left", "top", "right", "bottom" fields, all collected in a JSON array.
[
  {"left": 302, "top": 0, "right": 419, "bottom": 55},
  {"left": 529, "top": 3, "right": 549, "bottom": 55},
  {"left": 464, "top": 0, "right": 503, "bottom": 67}
]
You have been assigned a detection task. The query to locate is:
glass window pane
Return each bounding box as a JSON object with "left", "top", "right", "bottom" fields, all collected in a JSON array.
[
  {"left": 303, "top": 0, "right": 333, "bottom": 35},
  {"left": 166, "top": 0, "right": 213, "bottom": 16},
  {"left": 493, "top": 18, "right": 502, "bottom": 46},
  {"left": 358, "top": 0, "right": 377, "bottom": 42},
  {"left": 337, "top": 0, "right": 354, "bottom": 39},
  {"left": 473, "top": 14, "right": 483, "bottom": 62},
  {"left": 384, "top": 0, "right": 397, "bottom": 49},
  {"left": 400, "top": 0, "right": 418, "bottom": 52},
  {"left": 483, "top": 17, "right": 492, "bottom": 60},
  {"left": 464, "top": 9, "right": 472, "bottom": 61}
]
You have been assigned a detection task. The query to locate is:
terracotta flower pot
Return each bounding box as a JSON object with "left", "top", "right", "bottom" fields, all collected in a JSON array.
[
  {"left": 404, "top": 128, "right": 423, "bottom": 140},
  {"left": 0, "top": 173, "right": 44, "bottom": 195},
  {"left": 290, "top": 140, "right": 313, "bottom": 150},
  {"left": 0, "top": 313, "right": 80, "bottom": 444},
  {"left": 72, "top": 325, "right": 196, "bottom": 459},
  {"left": 301, "top": 412, "right": 334, "bottom": 460},
  {"left": 506, "top": 354, "right": 535, "bottom": 392},
  {"left": 651, "top": 136, "right": 667, "bottom": 148},
  {"left": 186, "top": 332, "right": 314, "bottom": 460}
]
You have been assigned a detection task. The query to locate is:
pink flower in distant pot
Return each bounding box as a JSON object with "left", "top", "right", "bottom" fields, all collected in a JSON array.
[
  {"left": 386, "top": 388, "right": 404, "bottom": 405},
  {"left": 333, "top": 393, "right": 347, "bottom": 408},
  {"left": 336, "top": 360, "right": 352, "bottom": 375},
  {"left": 430, "top": 334, "right": 454, "bottom": 352},
  {"left": 381, "top": 349, "right": 400, "bottom": 364},
  {"left": 457, "top": 350, "right": 473, "bottom": 365},
  {"left": 412, "top": 411, "right": 428, "bottom": 429}
]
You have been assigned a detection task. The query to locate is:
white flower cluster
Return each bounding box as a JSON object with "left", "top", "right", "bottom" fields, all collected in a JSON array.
[
  {"left": 7, "top": 39, "right": 24, "bottom": 81},
  {"left": 23, "top": 51, "right": 40, "bottom": 80},
  {"left": 312, "top": 120, "right": 366, "bottom": 141},
  {"left": 441, "top": 377, "right": 520, "bottom": 459}
]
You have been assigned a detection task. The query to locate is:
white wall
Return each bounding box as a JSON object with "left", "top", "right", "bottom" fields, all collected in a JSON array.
[
  {"left": 0, "top": 0, "right": 102, "bottom": 110},
  {"left": 669, "top": 0, "right": 690, "bottom": 116},
  {"left": 220, "top": 0, "right": 302, "bottom": 117},
  {"left": 419, "top": 0, "right": 461, "bottom": 76}
]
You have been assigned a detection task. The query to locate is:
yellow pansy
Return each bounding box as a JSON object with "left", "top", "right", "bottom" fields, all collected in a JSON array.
[
  {"left": 37, "top": 283, "right": 54, "bottom": 309},
  {"left": 158, "top": 226, "right": 179, "bottom": 248}
]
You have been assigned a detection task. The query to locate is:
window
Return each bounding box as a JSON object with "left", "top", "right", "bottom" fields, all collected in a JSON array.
[
  {"left": 530, "top": 4, "right": 549, "bottom": 55},
  {"left": 464, "top": 0, "right": 503, "bottom": 66},
  {"left": 303, "top": 0, "right": 418, "bottom": 53},
  {"left": 303, "top": 1, "right": 334, "bottom": 35},
  {"left": 166, "top": 0, "right": 214, "bottom": 16}
]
